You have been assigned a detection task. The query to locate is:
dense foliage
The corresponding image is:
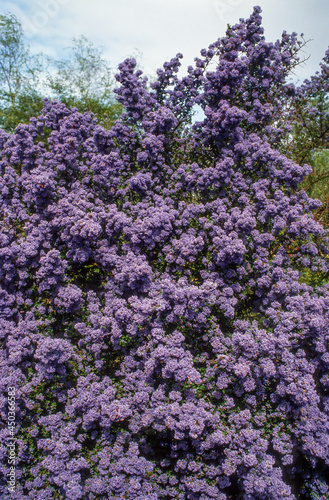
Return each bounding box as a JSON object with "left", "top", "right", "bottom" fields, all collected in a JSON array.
[{"left": 1, "top": 7, "right": 329, "bottom": 499}]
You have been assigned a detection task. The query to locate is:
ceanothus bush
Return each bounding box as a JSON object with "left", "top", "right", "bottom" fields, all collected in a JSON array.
[{"left": 1, "top": 6, "right": 329, "bottom": 499}]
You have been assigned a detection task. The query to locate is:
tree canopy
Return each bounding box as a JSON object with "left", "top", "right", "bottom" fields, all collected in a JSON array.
[{"left": 0, "top": 13, "right": 44, "bottom": 131}]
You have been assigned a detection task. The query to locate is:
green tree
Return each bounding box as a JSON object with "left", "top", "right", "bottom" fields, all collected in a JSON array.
[
  {"left": 0, "top": 13, "right": 44, "bottom": 131},
  {"left": 286, "top": 49, "right": 329, "bottom": 226},
  {"left": 290, "top": 95, "right": 329, "bottom": 166},
  {"left": 300, "top": 148, "right": 329, "bottom": 226},
  {"left": 296, "top": 94, "right": 329, "bottom": 226},
  {"left": 47, "top": 35, "right": 122, "bottom": 128}
]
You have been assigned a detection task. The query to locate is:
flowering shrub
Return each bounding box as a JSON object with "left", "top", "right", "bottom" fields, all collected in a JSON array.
[{"left": 1, "top": 6, "right": 329, "bottom": 499}]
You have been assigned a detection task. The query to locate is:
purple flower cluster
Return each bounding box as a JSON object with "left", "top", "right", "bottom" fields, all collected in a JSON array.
[{"left": 1, "top": 6, "right": 329, "bottom": 499}]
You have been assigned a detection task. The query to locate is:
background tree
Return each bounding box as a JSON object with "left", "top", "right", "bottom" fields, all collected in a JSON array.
[
  {"left": 0, "top": 14, "right": 122, "bottom": 131},
  {"left": 0, "top": 13, "right": 44, "bottom": 131},
  {"left": 289, "top": 50, "right": 329, "bottom": 225},
  {"left": 47, "top": 35, "right": 122, "bottom": 129}
]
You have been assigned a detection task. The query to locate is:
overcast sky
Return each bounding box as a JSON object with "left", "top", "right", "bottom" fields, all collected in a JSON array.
[{"left": 1, "top": 0, "right": 329, "bottom": 84}]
